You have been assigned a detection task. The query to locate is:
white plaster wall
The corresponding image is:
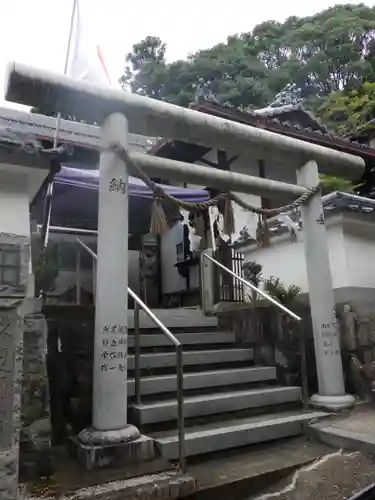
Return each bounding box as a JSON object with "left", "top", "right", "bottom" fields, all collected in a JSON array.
[
  {"left": 344, "top": 223, "right": 375, "bottom": 288},
  {"left": 242, "top": 217, "right": 349, "bottom": 293},
  {"left": 0, "top": 165, "right": 48, "bottom": 236},
  {"left": 194, "top": 152, "right": 299, "bottom": 241},
  {"left": 0, "top": 172, "right": 30, "bottom": 236},
  {"left": 229, "top": 155, "right": 262, "bottom": 240},
  {"left": 229, "top": 156, "right": 296, "bottom": 241},
  {"left": 0, "top": 166, "right": 47, "bottom": 295}
]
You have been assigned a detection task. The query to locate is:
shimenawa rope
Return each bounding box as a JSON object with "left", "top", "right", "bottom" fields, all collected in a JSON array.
[{"left": 109, "top": 142, "right": 320, "bottom": 242}]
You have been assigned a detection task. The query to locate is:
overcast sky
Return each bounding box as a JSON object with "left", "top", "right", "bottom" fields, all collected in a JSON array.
[{"left": 2, "top": 0, "right": 375, "bottom": 110}]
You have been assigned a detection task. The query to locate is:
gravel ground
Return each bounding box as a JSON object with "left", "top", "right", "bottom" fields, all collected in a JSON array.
[{"left": 248, "top": 451, "right": 375, "bottom": 500}]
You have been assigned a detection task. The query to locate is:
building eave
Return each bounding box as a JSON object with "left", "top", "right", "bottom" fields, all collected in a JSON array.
[{"left": 150, "top": 101, "right": 375, "bottom": 165}]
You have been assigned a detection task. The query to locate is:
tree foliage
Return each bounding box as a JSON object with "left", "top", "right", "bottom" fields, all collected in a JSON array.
[
  {"left": 33, "top": 4, "right": 375, "bottom": 137},
  {"left": 121, "top": 3, "right": 375, "bottom": 116},
  {"left": 315, "top": 82, "right": 375, "bottom": 134}
]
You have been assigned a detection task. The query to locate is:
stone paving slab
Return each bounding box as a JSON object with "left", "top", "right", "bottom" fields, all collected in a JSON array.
[
  {"left": 247, "top": 451, "right": 375, "bottom": 500},
  {"left": 20, "top": 470, "right": 196, "bottom": 500},
  {"left": 309, "top": 404, "right": 375, "bottom": 454},
  {"left": 184, "top": 437, "right": 332, "bottom": 500},
  {"left": 20, "top": 446, "right": 174, "bottom": 496}
]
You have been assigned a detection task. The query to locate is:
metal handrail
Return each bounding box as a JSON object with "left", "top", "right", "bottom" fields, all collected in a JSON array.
[
  {"left": 202, "top": 251, "right": 308, "bottom": 407},
  {"left": 202, "top": 252, "right": 301, "bottom": 321},
  {"left": 76, "top": 237, "right": 186, "bottom": 470}
]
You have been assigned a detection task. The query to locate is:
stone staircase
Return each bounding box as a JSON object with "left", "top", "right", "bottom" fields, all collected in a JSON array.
[{"left": 127, "top": 310, "right": 326, "bottom": 462}]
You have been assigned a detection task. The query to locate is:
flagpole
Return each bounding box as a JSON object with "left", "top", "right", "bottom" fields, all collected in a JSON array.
[
  {"left": 38, "top": 0, "right": 78, "bottom": 298},
  {"left": 53, "top": 0, "right": 77, "bottom": 147}
]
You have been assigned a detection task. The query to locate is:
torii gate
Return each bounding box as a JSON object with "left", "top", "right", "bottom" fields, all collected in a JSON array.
[{"left": 5, "top": 62, "right": 362, "bottom": 452}]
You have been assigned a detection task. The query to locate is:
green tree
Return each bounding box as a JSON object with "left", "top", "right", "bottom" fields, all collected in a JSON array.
[
  {"left": 119, "top": 36, "right": 168, "bottom": 99},
  {"left": 121, "top": 35, "right": 271, "bottom": 108},
  {"left": 316, "top": 81, "right": 375, "bottom": 135},
  {"left": 120, "top": 4, "right": 375, "bottom": 109}
]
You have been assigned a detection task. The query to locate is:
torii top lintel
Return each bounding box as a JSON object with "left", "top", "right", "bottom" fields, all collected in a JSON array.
[{"left": 5, "top": 61, "right": 364, "bottom": 175}]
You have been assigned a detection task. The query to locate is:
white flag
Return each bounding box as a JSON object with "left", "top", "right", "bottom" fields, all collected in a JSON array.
[{"left": 67, "top": 0, "right": 111, "bottom": 86}]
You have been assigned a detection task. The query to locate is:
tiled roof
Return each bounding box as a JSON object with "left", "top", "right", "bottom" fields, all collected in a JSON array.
[
  {"left": 252, "top": 102, "right": 329, "bottom": 133},
  {"left": 253, "top": 103, "right": 304, "bottom": 115},
  {"left": 150, "top": 101, "right": 375, "bottom": 162},
  {"left": 0, "top": 107, "right": 157, "bottom": 158}
]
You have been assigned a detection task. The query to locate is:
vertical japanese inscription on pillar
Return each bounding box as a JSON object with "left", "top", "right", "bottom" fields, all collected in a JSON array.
[
  {"left": 109, "top": 178, "right": 127, "bottom": 195},
  {"left": 321, "top": 306, "right": 340, "bottom": 358},
  {"left": 0, "top": 311, "right": 15, "bottom": 449},
  {"left": 99, "top": 323, "right": 127, "bottom": 374},
  {"left": 315, "top": 212, "right": 325, "bottom": 225}
]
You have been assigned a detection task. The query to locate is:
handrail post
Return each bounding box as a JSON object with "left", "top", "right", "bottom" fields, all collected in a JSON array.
[
  {"left": 299, "top": 322, "right": 309, "bottom": 409},
  {"left": 200, "top": 249, "right": 215, "bottom": 314},
  {"left": 76, "top": 245, "right": 81, "bottom": 305},
  {"left": 92, "top": 260, "right": 96, "bottom": 299},
  {"left": 134, "top": 302, "right": 141, "bottom": 406},
  {"left": 176, "top": 344, "right": 185, "bottom": 471}
]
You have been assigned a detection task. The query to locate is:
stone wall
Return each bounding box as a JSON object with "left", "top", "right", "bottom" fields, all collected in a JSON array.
[
  {"left": 216, "top": 302, "right": 317, "bottom": 393},
  {"left": 0, "top": 305, "right": 23, "bottom": 500},
  {"left": 217, "top": 298, "right": 375, "bottom": 401},
  {"left": 337, "top": 300, "right": 375, "bottom": 400},
  {"left": 20, "top": 312, "right": 52, "bottom": 481}
]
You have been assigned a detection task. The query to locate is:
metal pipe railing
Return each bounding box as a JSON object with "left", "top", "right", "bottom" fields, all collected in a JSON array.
[
  {"left": 202, "top": 251, "right": 308, "bottom": 406},
  {"left": 202, "top": 252, "right": 301, "bottom": 321},
  {"left": 76, "top": 237, "right": 186, "bottom": 470}
]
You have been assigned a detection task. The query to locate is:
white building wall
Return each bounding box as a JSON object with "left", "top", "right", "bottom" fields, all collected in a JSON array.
[
  {"left": 0, "top": 166, "right": 47, "bottom": 297},
  {"left": 343, "top": 221, "right": 375, "bottom": 289},
  {"left": 229, "top": 155, "right": 262, "bottom": 240},
  {"left": 0, "top": 172, "right": 30, "bottom": 236},
  {"left": 187, "top": 151, "right": 298, "bottom": 242},
  {"left": 241, "top": 216, "right": 352, "bottom": 293}
]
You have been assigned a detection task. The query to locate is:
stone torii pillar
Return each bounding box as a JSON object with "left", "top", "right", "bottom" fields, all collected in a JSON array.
[
  {"left": 79, "top": 114, "right": 135, "bottom": 434},
  {"left": 297, "top": 161, "right": 354, "bottom": 409},
  {"left": 75, "top": 113, "right": 156, "bottom": 469}
]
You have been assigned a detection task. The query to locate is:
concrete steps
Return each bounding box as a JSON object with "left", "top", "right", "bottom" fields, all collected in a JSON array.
[
  {"left": 127, "top": 308, "right": 218, "bottom": 330},
  {"left": 128, "top": 331, "right": 235, "bottom": 348},
  {"left": 127, "top": 348, "right": 253, "bottom": 370},
  {"left": 127, "top": 366, "right": 276, "bottom": 397},
  {"left": 152, "top": 411, "right": 328, "bottom": 460},
  {"left": 131, "top": 386, "right": 301, "bottom": 425},
  {"left": 127, "top": 314, "right": 328, "bottom": 463}
]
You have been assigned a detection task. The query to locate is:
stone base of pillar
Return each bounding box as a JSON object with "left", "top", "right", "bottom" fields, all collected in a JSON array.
[
  {"left": 78, "top": 424, "right": 141, "bottom": 445},
  {"left": 68, "top": 425, "right": 156, "bottom": 471},
  {"left": 310, "top": 393, "right": 356, "bottom": 411},
  {"left": 0, "top": 450, "right": 19, "bottom": 500}
]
